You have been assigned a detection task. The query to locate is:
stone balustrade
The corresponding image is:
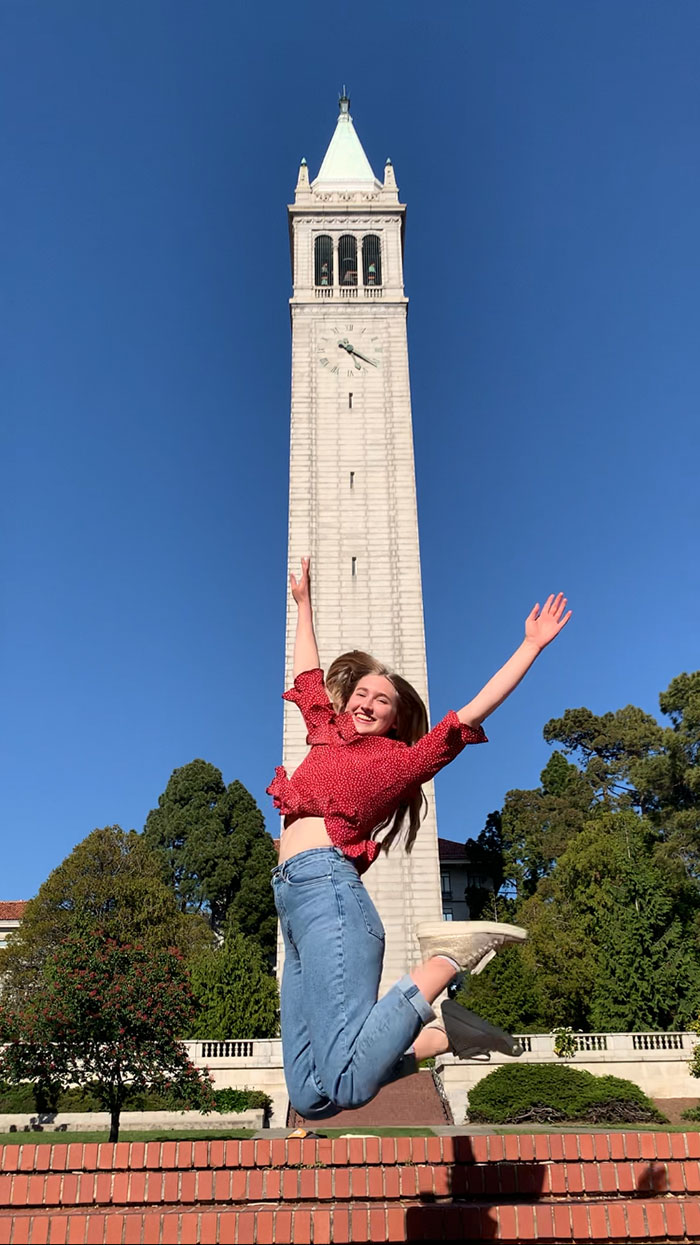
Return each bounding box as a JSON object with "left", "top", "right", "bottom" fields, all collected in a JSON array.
[
  {"left": 183, "top": 1039, "right": 288, "bottom": 1126},
  {"left": 183, "top": 1032, "right": 700, "bottom": 1128},
  {"left": 3, "top": 1034, "right": 693, "bottom": 1132}
]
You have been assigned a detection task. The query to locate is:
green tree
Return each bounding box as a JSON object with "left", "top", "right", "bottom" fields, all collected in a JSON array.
[
  {"left": 634, "top": 672, "right": 700, "bottom": 846},
  {"left": 491, "top": 752, "right": 593, "bottom": 905},
  {"left": 462, "top": 813, "right": 700, "bottom": 1034},
  {"left": 543, "top": 704, "right": 664, "bottom": 810},
  {"left": 504, "top": 811, "right": 700, "bottom": 1032},
  {"left": 459, "top": 944, "right": 547, "bottom": 1033},
  {"left": 542, "top": 673, "right": 700, "bottom": 848},
  {"left": 0, "top": 828, "right": 212, "bottom": 1006},
  {"left": 223, "top": 783, "right": 279, "bottom": 959},
  {"left": 458, "top": 671, "right": 700, "bottom": 1033},
  {"left": 462, "top": 812, "right": 507, "bottom": 920},
  {"left": 144, "top": 762, "right": 278, "bottom": 953},
  {"left": 554, "top": 812, "right": 700, "bottom": 1031},
  {"left": 0, "top": 931, "right": 215, "bottom": 1141},
  {"left": 189, "top": 932, "right": 279, "bottom": 1039}
]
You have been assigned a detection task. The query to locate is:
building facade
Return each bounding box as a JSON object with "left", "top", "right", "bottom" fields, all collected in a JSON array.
[
  {"left": 0, "top": 902, "right": 26, "bottom": 953},
  {"left": 438, "top": 839, "right": 494, "bottom": 921},
  {"left": 281, "top": 97, "right": 445, "bottom": 989}
]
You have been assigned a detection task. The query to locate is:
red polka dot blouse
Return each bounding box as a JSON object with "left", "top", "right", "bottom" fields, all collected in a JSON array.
[{"left": 266, "top": 668, "right": 487, "bottom": 874}]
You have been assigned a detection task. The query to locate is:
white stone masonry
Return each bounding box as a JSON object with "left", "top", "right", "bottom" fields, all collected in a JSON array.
[{"left": 278, "top": 102, "right": 444, "bottom": 992}]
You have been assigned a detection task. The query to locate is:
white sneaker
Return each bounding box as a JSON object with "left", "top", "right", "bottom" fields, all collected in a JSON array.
[{"left": 415, "top": 920, "right": 527, "bottom": 975}]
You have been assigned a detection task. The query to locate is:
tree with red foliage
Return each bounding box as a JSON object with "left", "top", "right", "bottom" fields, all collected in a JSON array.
[{"left": 0, "top": 930, "right": 215, "bottom": 1141}]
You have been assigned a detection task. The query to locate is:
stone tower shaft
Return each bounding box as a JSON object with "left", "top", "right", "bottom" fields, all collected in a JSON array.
[{"left": 282, "top": 98, "right": 443, "bottom": 989}]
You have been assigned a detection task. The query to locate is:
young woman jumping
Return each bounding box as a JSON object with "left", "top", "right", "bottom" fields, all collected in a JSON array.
[{"left": 268, "top": 558, "right": 571, "bottom": 1120}]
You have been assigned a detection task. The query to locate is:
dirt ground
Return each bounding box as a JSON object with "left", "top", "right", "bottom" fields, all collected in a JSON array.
[{"left": 654, "top": 1097, "right": 699, "bottom": 1125}]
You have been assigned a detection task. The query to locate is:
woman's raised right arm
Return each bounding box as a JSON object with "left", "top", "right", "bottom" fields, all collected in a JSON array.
[
  {"left": 290, "top": 557, "right": 321, "bottom": 677},
  {"left": 456, "top": 593, "right": 572, "bottom": 727}
]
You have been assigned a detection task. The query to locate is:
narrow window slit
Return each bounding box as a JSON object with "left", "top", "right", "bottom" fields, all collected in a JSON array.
[
  {"left": 350, "top": 471, "right": 355, "bottom": 489},
  {"left": 351, "top": 557, "right": 357, "bottom": 578},
  {"left": 348, "top": 393, "right": 353, "bottom": 409}
]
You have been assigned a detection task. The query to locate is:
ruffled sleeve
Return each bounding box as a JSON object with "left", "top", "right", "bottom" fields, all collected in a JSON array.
[
  {"left": 282, "top": 668, "right": 337, "bottom": 745},
  {"left": 395, "top": 711, "right": 487, "bottom": 788}
]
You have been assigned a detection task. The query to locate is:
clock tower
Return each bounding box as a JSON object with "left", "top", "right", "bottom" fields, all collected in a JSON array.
[{"left": 283, "top": 95, "right": 444, "bottom": 990}]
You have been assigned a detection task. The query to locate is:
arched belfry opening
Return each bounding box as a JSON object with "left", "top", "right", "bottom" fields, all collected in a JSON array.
[
  {"left": 338, "top": 235, "right": 358, "bottom": 286},
  {"left": 314, "top": 235, "right": 333, "bottom": 287},
  {"left": 362, "top": 235, "right": 382, "bottom": 286}
]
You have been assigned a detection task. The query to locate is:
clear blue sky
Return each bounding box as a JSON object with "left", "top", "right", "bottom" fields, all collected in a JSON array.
[{"left": 2, "top": 2, "right": 699, "bottom": 898}]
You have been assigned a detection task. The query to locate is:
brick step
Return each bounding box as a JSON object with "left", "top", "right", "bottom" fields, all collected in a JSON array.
[
  {"left": 3, "top": 1131, "right": 699, "bottom": 1174},
  {"left": 2, "top": 1198, "right": 700, "bottom": 1242},
  {"left": 3, "top": 1134, "right": 700, "bottom": 1243},
  {"left": 2, "top": 1157, "right": 699, "bottom": 1207}
]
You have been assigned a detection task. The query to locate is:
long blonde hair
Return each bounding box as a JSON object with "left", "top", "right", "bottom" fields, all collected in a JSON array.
[{"left": 325, "top": 650, "right": 429, "bottom": 854}]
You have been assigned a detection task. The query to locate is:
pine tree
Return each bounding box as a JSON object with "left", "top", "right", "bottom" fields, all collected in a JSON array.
[
  {"left": 144, "top": 762, "right": 278, "bottom": 953},
  {"left": 189, "top": 932, "right": 279, "bottom": 1038}
]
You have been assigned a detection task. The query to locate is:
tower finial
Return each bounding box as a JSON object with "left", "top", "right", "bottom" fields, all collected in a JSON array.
[{"left": 339, "top": 87, "right": 350, "bottom": 115}]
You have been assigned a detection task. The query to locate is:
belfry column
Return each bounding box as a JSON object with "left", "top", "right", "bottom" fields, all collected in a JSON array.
[{"left": 281, "top": 96, "right": 444, "bottom": 991}]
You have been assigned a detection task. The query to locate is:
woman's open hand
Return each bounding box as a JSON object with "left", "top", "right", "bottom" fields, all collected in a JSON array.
[
  {"left": 525, "top": 593, "right": 572, "bottom": 651},
  {"left": 290, "top": 557, "right": 311, "bottom": 609}
]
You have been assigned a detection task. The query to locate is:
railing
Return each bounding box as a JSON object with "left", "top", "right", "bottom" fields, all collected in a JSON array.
[
  {"left": 633, "top": 1032, "right": 686, "bottom": 1051},
  {"left": 313, "top": 286, "right": 384, "bottom": 300},
  {"left": 184, "top": 1031, "right": 696, "bottom": 1068},
  {"left": 510, "top": 1031, "right": 693, "bottom": 1057},
  {"left": 198, "top": 1040, "right": 256, "bottom": 1059},
  {"left": 575, "top": 1034, "right": 608, "bottom": 1052}
]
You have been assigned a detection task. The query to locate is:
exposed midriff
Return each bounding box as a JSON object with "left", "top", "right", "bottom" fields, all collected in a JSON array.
[
  {"left": 268, "top": 669, "right": 487, "bottom": 875},
  {"left": 278, "top": 815, "right": 333, "bottom": 863}
]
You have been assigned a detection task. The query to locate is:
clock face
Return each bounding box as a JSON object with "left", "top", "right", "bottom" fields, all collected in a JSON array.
[{"left": 316, "top": 322, "right": 383, "bottom": 376}]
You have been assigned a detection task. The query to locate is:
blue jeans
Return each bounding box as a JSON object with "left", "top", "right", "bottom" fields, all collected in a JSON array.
[{"left": 271, "top": 846, "right": 435, "bottom": 1118}]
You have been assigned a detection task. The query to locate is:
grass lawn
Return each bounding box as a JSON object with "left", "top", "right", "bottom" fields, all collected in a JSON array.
[
  {"left": 0, "top": 1121, "right": 698, "bottom": 1146},
  {"left": 0, "top": 1130, "right": 255, "bottom": 1145},
  {"left": 319, "top": 1122, "right": 699, "bottom": 1135}
]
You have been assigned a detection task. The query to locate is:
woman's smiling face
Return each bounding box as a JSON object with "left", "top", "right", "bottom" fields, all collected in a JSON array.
[{"left": 346, "top": 674, "right": 399, "bottom": 736}]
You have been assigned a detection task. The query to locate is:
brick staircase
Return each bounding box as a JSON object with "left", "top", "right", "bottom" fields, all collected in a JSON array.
[
  {"left": 2, "top": 1131, "right": 700, "bottom": 1241},
  {"left": 288, "top": 1068, "right": 453, "bottom": 1129}
]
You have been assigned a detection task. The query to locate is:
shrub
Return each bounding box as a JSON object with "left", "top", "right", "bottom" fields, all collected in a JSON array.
[
  {"left": 0, "top": 1081, "right": 41, "bottom": 1114},
  {"left": 552, "top": 1026, "right": 577, "bottom": 1059},
  {"left": 466, "top": 1064, "right": 665, "bottom": 1125},
  {"left": 211, "top": 1088, "right": 272, "bottom": 1118},
  {"left": 0, "top": 1081, "right": 271, "bottom": 1119},
  {"left": 681, "top": 1106, "right": 700, "bottom": 1122}
]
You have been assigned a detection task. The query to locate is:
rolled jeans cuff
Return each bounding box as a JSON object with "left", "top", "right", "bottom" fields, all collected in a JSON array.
[{"left": 395, "top": 973, "right": 435, "bottom": 1025}]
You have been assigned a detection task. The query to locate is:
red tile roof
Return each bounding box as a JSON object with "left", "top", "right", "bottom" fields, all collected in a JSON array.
[{"left": 0, "top": 901, "right": 27, "bottom": 920}]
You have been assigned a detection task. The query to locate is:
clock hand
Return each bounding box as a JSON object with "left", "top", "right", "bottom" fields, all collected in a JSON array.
[
  {"left": 349, "top": 349, "right": 378, "bottom": 367},
  {"left": 337, "top": 340, "right": 378, "bottom": 368}
]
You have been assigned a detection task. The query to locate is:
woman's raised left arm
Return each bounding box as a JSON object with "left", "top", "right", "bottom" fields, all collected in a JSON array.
[
  {"left": 290, "top": 557, "right": 321, "bottom": 678},
  {"left": 457, "top": 593, "right": 572, "bottom": 728}
]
